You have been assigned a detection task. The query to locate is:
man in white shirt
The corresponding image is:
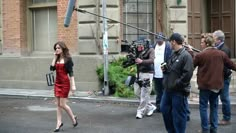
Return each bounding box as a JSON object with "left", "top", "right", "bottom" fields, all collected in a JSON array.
[{"left": 153, "top": 33, "right": 172, "bottom": 112}]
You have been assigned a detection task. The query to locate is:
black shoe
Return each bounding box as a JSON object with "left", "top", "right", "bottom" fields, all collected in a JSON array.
[
  {"left": 187, "top": 116, "right": 190, "bottom": 121},
  {"left": 73, "top": 116, "right": 78, "bottom": 127},
  {"left": 54, "top": 123, "right": 63, "bottom": 132},
  {"left": 155, "top": 107, "right": 161, "bottom": 113}
]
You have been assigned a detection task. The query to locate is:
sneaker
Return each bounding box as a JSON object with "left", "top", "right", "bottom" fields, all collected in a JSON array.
[
  {"left": 136, "top": 113, "right": 143, "bottom": 119},
  {"left": 147, "top": 105, "right": 157, "bottom": 116}
]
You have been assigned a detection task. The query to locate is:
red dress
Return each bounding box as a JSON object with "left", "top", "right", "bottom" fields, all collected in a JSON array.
[{"left": 54, "top": 63, "right": 70, "bottom": 98}]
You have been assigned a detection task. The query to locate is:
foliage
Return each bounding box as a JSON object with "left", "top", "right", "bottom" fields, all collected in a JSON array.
[
  {"left": 96, "top": 57, "right": 137, "bottom": 98},
  {"left": 177, "top": 0, "right": 182, "bottom": 5}
]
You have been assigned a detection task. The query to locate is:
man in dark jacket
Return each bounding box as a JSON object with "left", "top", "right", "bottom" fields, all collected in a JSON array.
[
  {"left": 213, "top": 30, "right": 232, "bottom": 125},
  {"left": 160, "top": 33, "right": 194, "bottom": 133}
]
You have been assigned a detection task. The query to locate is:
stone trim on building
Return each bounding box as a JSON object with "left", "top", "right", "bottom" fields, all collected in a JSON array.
[
  {"left": 0, "top": 0, "right": 2, "bottom": 54},
  {"left": 78, "top": 0, "right": 120, "bottom": 55},
  {"left": 165, "top": 0, "right": 188, "bottom": 37}
]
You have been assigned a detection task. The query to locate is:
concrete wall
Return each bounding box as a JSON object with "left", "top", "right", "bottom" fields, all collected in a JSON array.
[
  {"left": 0, "top": 55, "right": 103, "bottom": 91},
  {"left": 74, "top": 0, "right": 121, "bottom": 91},
  {"left": 78, "top": 0, "right": 120, "bottom": 55},
  {"left": 0, "top": 0, "right": 2, "bottom": 54},
  {"left": 165, "top": 0, "right": 188, "bottom": 37},
  {"left": 0, "top": 0, "right": 113, "bottom": 91},
  {"left": 191, "top": 69, "right": 236, "bottom": 94}
]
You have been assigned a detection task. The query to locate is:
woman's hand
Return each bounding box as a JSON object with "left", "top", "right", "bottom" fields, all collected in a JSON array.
[
  {"left": 51, "top": 53, "right": 58, "bottom": 66},
  {"left": 54, "top": 52, "right": 58, "bottom": 59},
  {"left": 70, "top": 85, "right": 76, "bottom": 96}
]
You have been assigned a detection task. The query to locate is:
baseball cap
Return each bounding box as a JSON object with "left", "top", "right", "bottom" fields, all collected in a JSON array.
[
  {"left": 156, "top": 32, "right": 165, "bottom": 41},
  {"left": 169, "top": 33, "right": 183, "bottom": 44}
]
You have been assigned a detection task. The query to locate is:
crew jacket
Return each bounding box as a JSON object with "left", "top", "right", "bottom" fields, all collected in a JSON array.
[
  {"left": 216, "top": 42, "right": 232, "bottom": 79},
  {"left": 138, "top": 48, "right": 155, "bottom": 73},
  {"left": 194, "top": 47, "right": 236, "bottom": 90},
  {"left": 163, "top": 47, "right": 194, "bottom": 94}
]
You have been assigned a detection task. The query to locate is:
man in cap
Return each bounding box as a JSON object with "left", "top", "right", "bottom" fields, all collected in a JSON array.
[
  {"left": 153, "top": 32, "right": 172, "bottom": 113},
  {"left": 160, "top": 33, "right": 194, "bottom": 133}
]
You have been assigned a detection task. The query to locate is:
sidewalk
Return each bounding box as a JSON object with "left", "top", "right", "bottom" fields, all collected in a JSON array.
[{"left": 0, "top": 88, "right": 236, "bottom": 107}]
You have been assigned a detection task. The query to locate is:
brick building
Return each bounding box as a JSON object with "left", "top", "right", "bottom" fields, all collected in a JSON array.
[{"left": 0, "top": 0, "right": 235, "bottom": 92}]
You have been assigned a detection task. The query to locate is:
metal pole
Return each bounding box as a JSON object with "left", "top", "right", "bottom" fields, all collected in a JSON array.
[{"left": 102, "top": 0, "right": 109, "bottom": 95}]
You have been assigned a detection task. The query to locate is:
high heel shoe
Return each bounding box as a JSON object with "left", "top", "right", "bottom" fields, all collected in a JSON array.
[
  {"left": 54, "top": 123, "right": 63, "bottom": 132},
  {"left": 73, "top": 116, "right": 78, "bottom": 127}
]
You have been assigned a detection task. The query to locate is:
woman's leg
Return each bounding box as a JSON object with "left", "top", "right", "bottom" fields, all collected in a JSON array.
[
  {"left": 60, "top": 98, "right": 76, "bottom": 124},
  {"left": 55, "top": 97, "right": 63, "bottom": 129}
]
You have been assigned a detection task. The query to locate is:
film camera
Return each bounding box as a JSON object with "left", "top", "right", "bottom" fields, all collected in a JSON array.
[
  {"left": 122, "top": 39, "right": 151, "bottom": 68},
  {"left": 122, "top": 39, "right": 151, "bottom": 87}
]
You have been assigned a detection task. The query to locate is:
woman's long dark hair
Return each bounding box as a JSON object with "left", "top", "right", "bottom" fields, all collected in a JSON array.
[{"left": 53, "top": 41, "right": 71, "bottom": 63}]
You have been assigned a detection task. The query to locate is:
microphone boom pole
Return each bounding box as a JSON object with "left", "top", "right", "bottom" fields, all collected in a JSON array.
[
  {"left": 74, "top": 8, "right": 201, "bottom": 52},
  {"left": 74, "top": 8, "right": 158, "bottom": 36}
]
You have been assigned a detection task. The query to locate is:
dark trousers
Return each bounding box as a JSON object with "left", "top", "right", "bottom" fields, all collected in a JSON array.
[
  {"left": 160, "top": 90, "right": 187, "bottom": 133},
  {"left": 220, "top": 77, "right": 231, "bottom": 121},
  {"left": 153, "top": 77, "right": 164, "bottom": 109}
]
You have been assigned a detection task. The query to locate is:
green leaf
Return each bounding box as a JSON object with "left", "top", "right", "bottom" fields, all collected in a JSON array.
[
  {"left": 96, "top": 57, "right": 136, "bottom": 98},
  {"left": 177, "top": 0, "right": 182, "bottom": 5}
]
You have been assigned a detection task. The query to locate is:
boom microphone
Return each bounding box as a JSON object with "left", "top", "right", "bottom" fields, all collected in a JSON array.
[{"left": 64, "top": 0, "right": 76, "bottom": 27}]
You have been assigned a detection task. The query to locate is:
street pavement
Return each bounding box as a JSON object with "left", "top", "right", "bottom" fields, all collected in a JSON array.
[
  {"left": 0, "top": 97, "right": 235, "bottom": 133},
  {"left": 0, "top": 88, "right": 236, "bottom": 133}
]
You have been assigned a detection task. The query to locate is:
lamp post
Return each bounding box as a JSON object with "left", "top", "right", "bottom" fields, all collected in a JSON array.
[{"left": 102, "top": 0, "right": 109, "bottom": 95}]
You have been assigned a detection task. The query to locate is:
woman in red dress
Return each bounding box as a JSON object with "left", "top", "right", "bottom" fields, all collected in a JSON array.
[{"left": 50, "top": 41, "right": 78, "bottom": 132}]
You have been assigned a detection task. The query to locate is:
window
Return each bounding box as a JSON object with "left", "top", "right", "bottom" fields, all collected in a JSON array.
[
  {"left": 29, "top": 0, "right": 57, "bottom": 52},
  {"left": 123, "top": 0, "right": 154, "bottom": 42}
]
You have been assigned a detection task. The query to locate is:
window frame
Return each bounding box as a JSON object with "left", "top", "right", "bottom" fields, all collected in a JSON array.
[
  {"left": 27, "top": 0, "right": 57, "bottom": 55},
  {"left": 122, "top": 0, "right": 154, "bottom": 41},
  {"left": 122, "top": 0, "right": 154, "bottom": 52}
]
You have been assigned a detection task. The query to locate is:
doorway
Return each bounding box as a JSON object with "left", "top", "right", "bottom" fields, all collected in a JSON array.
[{"left": 188, "top": 0, "right": 235, "bottom": 57}]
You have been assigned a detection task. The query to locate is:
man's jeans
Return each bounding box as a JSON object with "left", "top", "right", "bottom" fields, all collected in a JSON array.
[
  {"left": 220, "top": 77, "right": 231, "bottom": 121},
  {"left": 160, "top": 90, "right": 187, "bottom": 133},
  {"left": 153, "top": 78, "right": 163, "bottom": 108},
  {"left": 186, "top": 98, "right": 191, "bottom": 120},
  {"left": 199, "top": 89, "right": 219, "bottom": 132}
]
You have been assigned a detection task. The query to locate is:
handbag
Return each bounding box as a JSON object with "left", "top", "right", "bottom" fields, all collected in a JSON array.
[{"left": 46, "top": 71, "right": 55, "bottom": 86}]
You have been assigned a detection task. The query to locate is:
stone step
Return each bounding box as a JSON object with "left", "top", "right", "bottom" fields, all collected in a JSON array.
[{"left": 190, "top": 70, "right": 236, "bottom": 93}]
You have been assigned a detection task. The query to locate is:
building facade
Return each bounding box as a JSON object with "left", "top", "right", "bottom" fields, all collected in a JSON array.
[{"left": 0, "top": 0, "right": 235, "bottom": 92}]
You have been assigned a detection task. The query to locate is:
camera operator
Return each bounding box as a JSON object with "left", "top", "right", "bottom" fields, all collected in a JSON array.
[
  {"left": 160, "top": 33, "right": 194, "bottom": 133},
  {"left": 134, "top": 37, "right": 156, "bottom": 119}
]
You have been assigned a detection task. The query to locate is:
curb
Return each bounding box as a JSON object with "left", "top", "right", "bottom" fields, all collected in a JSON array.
[
  {"left": 0, "top": 94, "right": 198, "bottom": 108},
  {"left": 1, "top": 94, "right": 236, "bottom": 110}
]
